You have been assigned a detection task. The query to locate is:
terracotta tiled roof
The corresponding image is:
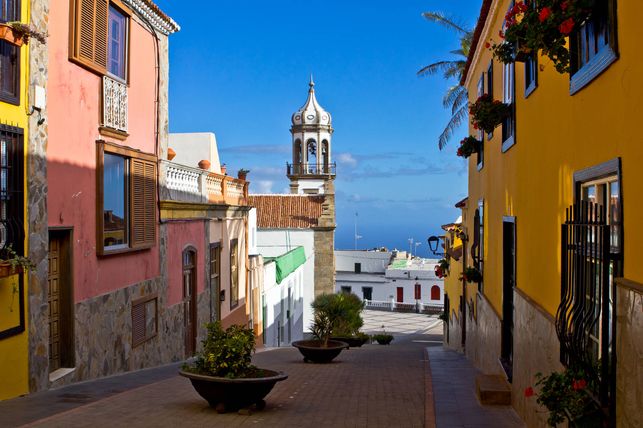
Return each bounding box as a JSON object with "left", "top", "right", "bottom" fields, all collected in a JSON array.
[
  {"left": 249, "top": 195, "right": 325, "bottom": 229},
  {"left": 460, "top": 0, "right": 493, "bottom": 86}
]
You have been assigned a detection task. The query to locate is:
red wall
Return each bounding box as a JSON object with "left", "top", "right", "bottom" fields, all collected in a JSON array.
[
  {"left": 166, "top": 221, "right": 206, "bottom": 306},
  {"left": 48, "top": 2, "right": 160, "bottom": 302}
]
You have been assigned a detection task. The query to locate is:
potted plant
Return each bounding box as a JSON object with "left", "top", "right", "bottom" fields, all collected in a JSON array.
[
  {"left": 460, "top": 266, "right": 482, "bottom": 283},
  {"left": 488, "top": 0, "right": 596, "bottom": 73},
  {"left": 524, "top": 366, "right": 605, "bottom": 427},
  {"left": 456, "top": 136, "right": 481, "bottom": 159},
  {"left": 329, "top": 292, "right": 368, "bottom": 348},
  {"left": 180, "top": 322, "right": 287, "bottom": 413},
  {"left": 0, "top": 245, "right": 35, "bottom": 278},
  {"left": 220, "top": 163, "right": 227, "bottom": 175},
  {"left": 372, "top": 333, "right": 394, "bottom": 345},
  {"left": 292, "top": 293, "right": 350, "bottom": 363},
  {"left": 469, "top": 94, "right": 512, "bottom": 134},
  {"left": 237, "top": 169, "right": 250, "bottom": 181},
  {"left": 0, "top": 22, "right": 46, "bottom": 46}
]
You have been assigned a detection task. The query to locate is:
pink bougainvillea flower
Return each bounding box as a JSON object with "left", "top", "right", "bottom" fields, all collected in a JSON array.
[
  {"left": 524, "top": 387, "right": 534, "bottom": 397},
  {"left": 559, "top": 18, "right": 575, "bottom": 35},
  {"left": 539, "top": 7, "right": 552, "bottom": 22}
]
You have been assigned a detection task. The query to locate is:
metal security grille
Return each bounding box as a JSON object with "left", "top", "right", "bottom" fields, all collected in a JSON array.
[
  {"left": 556, "top": 201, "right": 613, "bottom": 407},
  {"left": 0, "top": 125, "right": 24, "bottom": 255}
]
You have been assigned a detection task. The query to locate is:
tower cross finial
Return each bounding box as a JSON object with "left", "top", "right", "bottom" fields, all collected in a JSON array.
[{"left": 309, "top": 73, "right": 315, "bottom": 89}]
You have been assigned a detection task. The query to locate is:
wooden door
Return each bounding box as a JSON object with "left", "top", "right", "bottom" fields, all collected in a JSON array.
[
  {"left": 48, "top": 237, "right": 62, "bottom": 371},
  {"left": 183, "top": 248, "right": 197, "bottom": 357},
  {"left": 396, "top": 287, "right": 403, "bottom": 303}
]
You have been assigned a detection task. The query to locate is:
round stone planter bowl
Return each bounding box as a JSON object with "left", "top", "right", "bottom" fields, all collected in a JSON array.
[
  {"left": 330, "top": 335, "right": 369, "bottom": 348},
  {"left": 292, "top": 339, "right": 349, "bottom": 363},
  {"left": 179, "top": 369, "right": 287, "bottom": 413}
]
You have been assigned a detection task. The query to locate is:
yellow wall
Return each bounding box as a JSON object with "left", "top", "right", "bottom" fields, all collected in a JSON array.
[
  {"left": 0, "top": 0, "right": 31, "bottom": 400},
  {"left": 443, "top": 226, "right": 464, "bottom": 320},
  {"left": 465, "top": 0, "right": 643, "bottom": 316}
]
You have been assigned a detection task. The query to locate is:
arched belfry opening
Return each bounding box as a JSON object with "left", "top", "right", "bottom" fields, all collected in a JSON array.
[{"left": 287, "top": 77, "right": 336, "bottom": 194}]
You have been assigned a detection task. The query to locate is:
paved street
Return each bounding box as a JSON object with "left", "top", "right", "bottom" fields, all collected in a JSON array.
[{"left": 0, "top": 311, "right": 523, "bottom": 427}]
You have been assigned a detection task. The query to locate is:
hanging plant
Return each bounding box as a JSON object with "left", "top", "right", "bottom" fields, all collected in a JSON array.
[
  {"left": 434, "top": 265, "right": 446, "bottom": 279},
  {"left": 460, "top": 266, "right": 482, "bottom": 283},
  {"left": 488, "top": 0, "right": 596, "bottom": 73},
  {"left": 469, "top": 94, "right": 511, "bottom": 134},
  {"left": 0, "top": 22, "right": 47, "bottom": 46},
  {"left": 456, "top": 136, "right": 481, "bottom": 159}
]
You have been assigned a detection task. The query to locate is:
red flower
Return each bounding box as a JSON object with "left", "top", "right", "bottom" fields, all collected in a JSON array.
[
  {"left": 473, "top": 123, "right": 479, "bottom": 130},
  {"left": 561, "top": 1, "right": 569, "bottom": 11},
  {"left": 485, "top": 41, "right": 491, "bottom": 49},
  {"left": 572, "top": 379, "right": 587, "bottom": 390},
  {"left": 498, "top": 30, "right": 505, "bottom": 39},
  {"left": 559, "top": 18, "right": 575, "bottom": 35},
  {"left": 524, "top": 387, "right": 534, "bottom": 397},
  {"left": 539, "top": 7, "right": 551, "bottom": 22}
]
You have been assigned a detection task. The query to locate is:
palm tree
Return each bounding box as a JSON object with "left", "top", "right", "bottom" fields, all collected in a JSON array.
[{"left": 417, "top": 12, "right": 473, "bottom": 150}]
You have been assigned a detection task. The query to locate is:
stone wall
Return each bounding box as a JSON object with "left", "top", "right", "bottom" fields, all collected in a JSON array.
[
  {"left": 615, "top": 279, "right": 643, "bottom": 428},
  {"left": 443, "top": 310, "right": 464, "bottom": 353},
  {"left": 465, "top": 292, "right": 503, "bottom": 376},
  {"left": 27, "top": 0, "right": 51, "bottom": 393},
  {"left": 313, "top": 182, "right": 335, "bottom": 296},
  {"left": 511, "top": 289, "right": 563, "bottom": 428}
]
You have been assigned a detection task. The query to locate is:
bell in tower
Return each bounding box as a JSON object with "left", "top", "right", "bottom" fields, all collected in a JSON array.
[{"left": 287, "top": 76, "right": 336, "bottom": 194}]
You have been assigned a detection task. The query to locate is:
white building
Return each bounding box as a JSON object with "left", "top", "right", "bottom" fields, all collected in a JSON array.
[{"left": 335, "top": 250, "right": 444, "bottom": 312}]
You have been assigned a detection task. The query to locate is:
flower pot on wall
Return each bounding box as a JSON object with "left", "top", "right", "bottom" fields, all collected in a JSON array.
[
  {"left": 0, "top": 24, "right": 24, "bottom": 47},
  {"left": 198, "top": 159, "right": 211, "bottom": 170},
  {"left": 167, "top": 148, "right": 176, "bottom": 161}
]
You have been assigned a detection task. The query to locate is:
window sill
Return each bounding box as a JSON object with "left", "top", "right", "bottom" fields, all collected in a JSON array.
[
  {"left": 49, "top": 367, "right": 76, "bottom": 383},
  {"left": 502, "top": 135, "right": 515, "bottom": 153},
  {"left": 524, "top": 81, "right": 537, "bottom": 98},
  {"left": 570, "top": 45, "right": 618, "bottom": 95},
  {"left": 99, "top": 126, "right": 129, "bottom": 141},
  {"left": 97, "top": 244, "right": 154, "bottom": 257}
]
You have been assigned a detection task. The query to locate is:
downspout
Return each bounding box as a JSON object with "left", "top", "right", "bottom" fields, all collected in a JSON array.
[{"left": 462, "top": 234, "right": 467, "bottom": 349}]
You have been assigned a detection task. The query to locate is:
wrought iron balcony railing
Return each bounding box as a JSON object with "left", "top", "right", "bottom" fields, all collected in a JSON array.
[
  {"left": 286, "top": 162, "right": 336, "bottom": 176},
  {"left": 102, "top": 76, "right": 128, "bottom": 132}
]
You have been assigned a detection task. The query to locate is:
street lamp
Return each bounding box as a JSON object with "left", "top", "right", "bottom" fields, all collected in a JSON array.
[{"left": 427, "top": 235, "right": 445, "bottom": 257}]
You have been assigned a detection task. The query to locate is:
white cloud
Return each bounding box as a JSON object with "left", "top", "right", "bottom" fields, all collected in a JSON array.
[
  {"left": 251, "top": 180, "right": 274, "bottom": 194},
  {"left": 336, "top": 152, "right": 357, "bottom": 167}
]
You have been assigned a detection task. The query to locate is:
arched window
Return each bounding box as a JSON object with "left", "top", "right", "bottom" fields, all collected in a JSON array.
[
  {"left": 294, "top": 139, "right": 302, "bottom": 165},
  {"left": 306, "top": 139, "right": 317, "bottom": 173},
  {"left": 431, "top": 285, "right": 440, "bottom": 301},
  {"left": 321, "top": 140, "right": 329, "bottom": 172}
]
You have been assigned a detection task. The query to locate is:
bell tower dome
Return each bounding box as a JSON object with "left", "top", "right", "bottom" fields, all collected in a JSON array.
[{"left": 287, "top": 76, "right": 336, "bottom": 194}]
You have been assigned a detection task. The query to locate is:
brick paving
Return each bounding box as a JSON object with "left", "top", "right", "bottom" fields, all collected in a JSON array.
[{"left": 0, "top": 312, "right": 525, "bottom": 428}]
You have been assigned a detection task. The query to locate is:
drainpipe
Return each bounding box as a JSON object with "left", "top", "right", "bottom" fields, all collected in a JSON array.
[{"left": 461, "top": 234, "right": 467, "bottom": 350}]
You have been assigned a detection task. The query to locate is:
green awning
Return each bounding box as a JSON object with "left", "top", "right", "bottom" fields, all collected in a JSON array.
[{"left": 265, "top": 246, "right": 306, "bottom": 284}]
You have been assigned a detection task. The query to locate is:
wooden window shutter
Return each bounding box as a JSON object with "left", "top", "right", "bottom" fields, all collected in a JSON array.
[
  {"left": 131, "top": 300, "right": 145, "bottom": 346},
  {"left": 71, "top": 0, "right": 108, "bottom": 74},
  {"left": 130, "top": 158, "right": 156, "bottom": 248}
]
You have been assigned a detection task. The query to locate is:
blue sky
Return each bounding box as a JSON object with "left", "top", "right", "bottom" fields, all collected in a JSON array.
[{"left": 155, "top": 0, "right": 482, "bottom": 256}]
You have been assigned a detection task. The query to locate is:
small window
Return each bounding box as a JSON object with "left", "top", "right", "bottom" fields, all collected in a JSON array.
[
  {"left": 486, "top": 61, "right": 493, "bottom": 140},
  {"left": 362, "top": 287, "right": 372, "bottom": 301},
  {"left": 502, "top": 61, "right": 515, "bottom": 151},
  {"left": 341, "top": 286, "right": 352, "bottom": 294},
  {"left": 570, "top": 0, "right": 618, "bottom": 94},
  {"left": 0, "top": 125, "right": 24, "bottom": 254},
  {"left": 524, "top": 53, "right": 538, "bottom": 97},
  {"left": 97, "top": 141, "right": 157, "bottom": 255},
  {"left": 107, "top": 3, "right": 128, "bottom": 80},
  {"left": 431, "top": 285, "right": 440, "bottom": 301},
  {"left": 476, "top": 74, "right": 484, "bottom": 170},
  {"left": 354, "top": 262, "right": 361, "bottom": 274},
  {"left": 0, "top": 0, "right": 20, "bottom": 105},
  {"left": 132, "top": 294, "right": 157, "bottom": 347},
  {"left": 230, "top": 239, "right": 239, "bottom": 309}
]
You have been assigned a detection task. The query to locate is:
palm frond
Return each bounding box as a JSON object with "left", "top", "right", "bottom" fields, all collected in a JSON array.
[
  {"left": 449, "top": 49, "right": 467, "bottom": 58},
  {"left": 417, "top": 60, "right": 461, "bottom": 77},
  {"left": 421, "top": 11, "right": 469, "bottom": 35},
  {"left": 451, "top": 88, "right": 469, "bottom": 115},
  {"left": 438, "top": 104, "right": 469, "bottom": 150},
  {"left": 443, "top": 61, "right": 466, "bottom": 80},
  {"left": 442, "top": 85, "right": 467, "bottom": 110}
]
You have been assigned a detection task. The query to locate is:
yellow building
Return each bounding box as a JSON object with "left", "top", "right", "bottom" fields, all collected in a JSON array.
[
  {"left": 460, "top": 0, "right": 642, "bottom": 426},
  {"left": 0, "top": 0, "right": 34, "bottom": 400}
]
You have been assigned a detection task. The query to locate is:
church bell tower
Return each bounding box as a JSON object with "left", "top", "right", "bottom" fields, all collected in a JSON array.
[{"left": 287, "top": 77, "right": 336, "bottom": 194}]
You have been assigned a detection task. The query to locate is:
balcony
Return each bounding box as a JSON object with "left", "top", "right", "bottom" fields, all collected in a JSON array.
[
  {"left": 160, "top": 160, "right": 249, "bottom": 206},
  {"left": 286, "top": 162, "right": 336, "bottom": 177},
  {"left": 102, "top": 76, "right": 128, "bottom": 133}
]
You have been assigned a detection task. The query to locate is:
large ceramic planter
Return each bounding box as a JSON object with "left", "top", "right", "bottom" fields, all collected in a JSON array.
[
  {"left": 292, "top": 339, "right": 348, "bottom": 363},
  {"left": 331, "top": 336, "right": 368, "bottom": 348},
  {"left": 179, "top": 369, "right": 287, "bottom": 413}
]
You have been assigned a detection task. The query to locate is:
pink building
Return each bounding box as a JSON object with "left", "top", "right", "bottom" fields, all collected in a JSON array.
[{"left": 32, "top": 0, "right": 180, "bottom": 391}]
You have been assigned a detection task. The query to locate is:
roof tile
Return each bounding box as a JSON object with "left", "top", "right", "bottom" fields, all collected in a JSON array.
[{"left": 249, "top": 195, "right": 325, "bottom": 229}]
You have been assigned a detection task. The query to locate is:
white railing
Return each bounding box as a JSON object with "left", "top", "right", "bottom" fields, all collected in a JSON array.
[
  {"left": 160, "top": 160, "right": 248, "bottom": 206},
  {"left": 102, "top": 76, "right": 128, "bottom": 132},
  {"left": 364, "top": 299, "right": 443, "bottom": 314}
]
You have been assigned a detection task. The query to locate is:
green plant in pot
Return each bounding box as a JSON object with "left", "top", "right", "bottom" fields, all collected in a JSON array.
[
  {"left": 461, "top": 266, "right": 483, "bottom": 283},
  {"left": 180, "top": 322, "right": 287, "bottom": 412},
  {"left": 292, "top": 293, "right": 352, "bottom": 363},
  {"left": 372, "top": 333, "right": 394, "bottom": 345},
  {"left": 330, "top": 292, "right": 369, "bottom": 348},
  {"left": 0, "top": 244, "right": 35, "bottom": 278}
]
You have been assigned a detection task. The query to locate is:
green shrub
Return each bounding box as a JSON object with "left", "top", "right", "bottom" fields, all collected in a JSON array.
[
  {"left": 372, "top": 334, "right": 394, "bottom": 345},
  {"left": 185, "top": 322, "right": 256, "bottom": 378},
  {"left": 311, "top": 292, "right": 365, "bottom": 346}
]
